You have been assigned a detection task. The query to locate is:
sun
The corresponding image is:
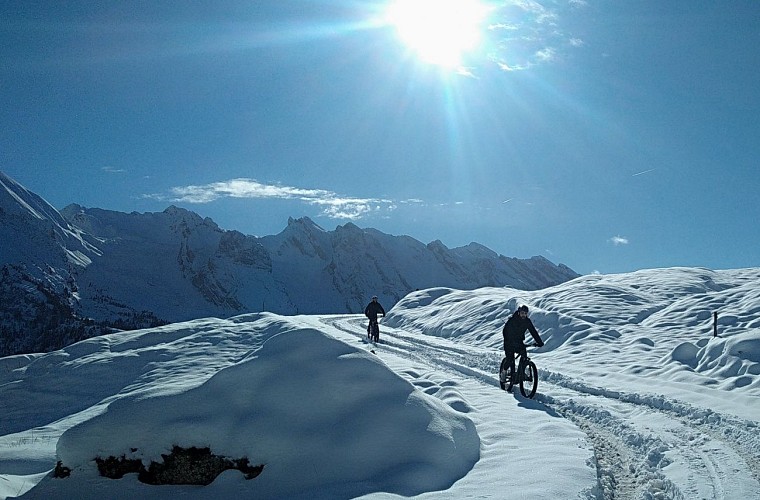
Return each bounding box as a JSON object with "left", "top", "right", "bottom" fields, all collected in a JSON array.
[{"left": 386, "top": 0, "right": 488, "bottom": 68}]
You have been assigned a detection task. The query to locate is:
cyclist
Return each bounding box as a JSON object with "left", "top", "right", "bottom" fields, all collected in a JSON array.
[
  {"left": 501, "top": 305, "right": 544, "bottom": 390},
  {"left": 364, "top": 295, "right": 386, "bottom": 341}
]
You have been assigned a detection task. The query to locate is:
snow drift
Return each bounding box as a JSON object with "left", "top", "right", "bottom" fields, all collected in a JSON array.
[{"left": 17, "top": 317, "right": 479, "bottom": 499}]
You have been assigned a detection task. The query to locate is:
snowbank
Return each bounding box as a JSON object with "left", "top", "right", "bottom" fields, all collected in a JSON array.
[{"left": 24, "top": 327, "right": 479, "bottom": 499}]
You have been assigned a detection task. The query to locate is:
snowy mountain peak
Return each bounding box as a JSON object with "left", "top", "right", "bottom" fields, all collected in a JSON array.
[
  {"left": 338, "top": 221, "right": 361, "bottom": 231},
  {"left": 427, "top": 239, "right": 449, "bottom": 252},
  {"left": 0, "top": 171, "right": 70, "bottom": 228},
  {"left": 1, "top": 171, "right": 580, "bottom": 357},
  {"left": 456, "top": 242, "right": 498, "bottom": 259},
  {"left": 164, "top": 205, "right": 219, "bottom": 231},
  {"left": 0, "top": 173, "right": 99, "bottom": 265},
  {"left": 164, "top": 204, "right": 194, "bottom": 216},
  {"left": 286, "top": 215, "right": 325, "bottom": 233}
]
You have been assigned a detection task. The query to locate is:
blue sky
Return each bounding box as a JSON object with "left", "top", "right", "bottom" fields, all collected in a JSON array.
[{"left": 2, "top": 1, "right": 758, "bottom": 275}]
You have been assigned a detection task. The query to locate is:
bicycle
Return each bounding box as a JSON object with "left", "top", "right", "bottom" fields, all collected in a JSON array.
[
  {"left": 367, "top": 318, "right": 380, "bottom": 343},
  {"left": 499, "top": 343, "right": 539, "bottom": 398}
]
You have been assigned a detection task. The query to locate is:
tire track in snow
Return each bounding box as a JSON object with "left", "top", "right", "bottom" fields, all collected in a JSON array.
[
  {"left": 670, "top": 427, "right": 725, "bottom": 499},
  {"left": 321, "top": 316, "right": 759, "bottom": 499},
  {"left": 538, "top": 391, "right": 686, "bottom": 499},
  {"left": 366, "top": 319, "right": 759, "bottom": 497},
  {"left": 542, "top": 370, "right": 760, "bottom": 488}
]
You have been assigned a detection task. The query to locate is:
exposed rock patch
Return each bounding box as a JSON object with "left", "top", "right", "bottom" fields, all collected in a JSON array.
[{"left": 58, "top": 446, "right": 264, "bottom": 486}]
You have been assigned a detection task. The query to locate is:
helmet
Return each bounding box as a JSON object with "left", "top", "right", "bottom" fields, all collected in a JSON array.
[{"left": 518, "top": 305, "right": 529, "bottom": 313}]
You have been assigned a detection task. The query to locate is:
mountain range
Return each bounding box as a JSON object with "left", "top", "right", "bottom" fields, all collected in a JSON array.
[{"left": 0, "top": 171, "right": 578, "bottom": 356}]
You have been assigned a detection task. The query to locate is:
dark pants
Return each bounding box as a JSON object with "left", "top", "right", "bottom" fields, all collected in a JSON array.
[
  {"left": 504, "top": 343, "right": 527, "bottom": 379},
  {"left": 367, "top": 317, "right": 379, "bottom": 340}
]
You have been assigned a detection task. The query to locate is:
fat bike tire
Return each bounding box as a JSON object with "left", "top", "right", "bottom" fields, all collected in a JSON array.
[
  {"left": 370, "top": 322, "right": 380, "bottom": 343},
  {"left": 519, "top": 360, "right": 538, "bottom": 399},
  {"left": 499, "top": 357, "right": 515, "bottom": 392}
]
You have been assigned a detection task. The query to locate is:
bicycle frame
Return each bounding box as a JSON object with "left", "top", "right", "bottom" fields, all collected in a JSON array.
[{"left": 500, "top": 343, "right": 539, "bottom": 398}]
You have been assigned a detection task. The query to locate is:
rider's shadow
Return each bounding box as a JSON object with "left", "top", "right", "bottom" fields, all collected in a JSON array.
[{"left": 509, "top": 392, "right": 563, "bottom": 418}]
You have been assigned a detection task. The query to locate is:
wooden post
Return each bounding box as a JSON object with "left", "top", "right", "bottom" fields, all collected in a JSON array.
[{"left": 713, "top": 311, "right": 718, "bottom": 338}]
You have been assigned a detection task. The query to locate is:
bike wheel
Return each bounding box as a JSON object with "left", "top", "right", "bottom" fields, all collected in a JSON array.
[
  {"left": 501, "top": 358, "right": 516, "bottom": 392},
  {"left": 519, "top": 360, "right": 538, "bottom": 398},
  {"left": 498, "top": 357, "right": 509, "bottom": 390}
]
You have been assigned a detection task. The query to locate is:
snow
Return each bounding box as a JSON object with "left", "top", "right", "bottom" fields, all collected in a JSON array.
[
  {"left": 1, "top": 267, "right": 759, "bottom": 499},
  {"left": 1, "top": 169, "right": 579, "bottom": 358}
]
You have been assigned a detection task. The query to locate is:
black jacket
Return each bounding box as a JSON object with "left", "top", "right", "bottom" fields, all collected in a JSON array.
[
  {"left": 502, "top": 311, "right": 543, "bottom": 349},
  {"left": 364, "top": 300, "right": 386, "bottom": 320}
]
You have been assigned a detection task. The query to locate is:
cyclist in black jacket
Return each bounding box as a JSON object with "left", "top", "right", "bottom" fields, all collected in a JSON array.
[
  {"left": 364, "top": 295, "right": 386, "bottom": 338},
  {"left": 502, "top": 305, "right": 544, "bottom": 388}
]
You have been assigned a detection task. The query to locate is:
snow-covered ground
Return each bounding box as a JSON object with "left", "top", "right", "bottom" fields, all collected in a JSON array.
[{"left": 1, "top": 267, "right": 758, "bottom": 499}]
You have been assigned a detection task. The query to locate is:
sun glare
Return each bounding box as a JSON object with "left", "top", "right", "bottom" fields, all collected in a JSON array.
[{"left": 386, "top": 0, "right": 487, "bottom": 68}]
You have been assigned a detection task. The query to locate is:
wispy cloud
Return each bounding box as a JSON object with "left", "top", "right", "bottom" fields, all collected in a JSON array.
[
  {"left": 102, "top": 166, "right": 126, "bottom": 173},
  {"left": 632, "top": 168, "right": 656, "bottom": 177},
  {"left": 512, "top": 0, "right": 545, "bottom": 12},
  {"left": 609, "top": 236, "right": 629, "bottom": 246},
  {"left": 535, "top": 47, "right": 556, "bottom": 61},
  {"left": 145, "top": 178, "right": 399, "bottom": 220},
  {"left": 488, "top": 23, "right": 520, "bottom": 31},
  {"left": 513, "top": 0, "right": 555, "bottom": 23},
  {"left": 497, "top": 61, "right": 533, "bottom": 72},
  {"left": 490, "top": 0, "right": 586, "bottom": 72},
  {"left": 457, "top": 66, "right": 478, "bottom": 78}
]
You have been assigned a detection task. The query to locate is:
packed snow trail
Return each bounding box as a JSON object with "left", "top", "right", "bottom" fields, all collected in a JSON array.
[
  {"left": 312, "top": 316, "right": 598, "bottom": 499},
  {"left": 318, "top": 315, "right": 760, "bottom": 500}
]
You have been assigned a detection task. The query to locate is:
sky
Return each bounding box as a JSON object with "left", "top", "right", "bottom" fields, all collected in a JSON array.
[
  {"left": 2, "top": 267, "right": 759, "bottom": 498},
  {"left": 2, "top": 1, "right": 759, "bottom": 276}
]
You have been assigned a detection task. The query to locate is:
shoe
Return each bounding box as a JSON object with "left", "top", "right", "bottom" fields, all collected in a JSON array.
[{"left": 499, "top": 381, "right": 506, "bottom": 390}]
